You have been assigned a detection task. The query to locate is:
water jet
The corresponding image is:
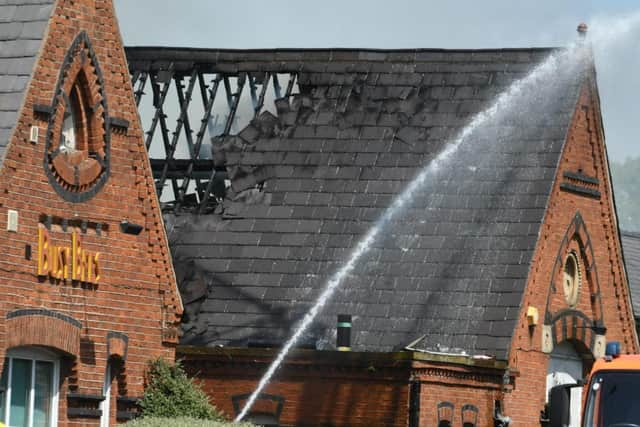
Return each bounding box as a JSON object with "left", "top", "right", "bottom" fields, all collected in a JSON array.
[{"left": 228, "top": 16, "right": 640, "bottom": 422}]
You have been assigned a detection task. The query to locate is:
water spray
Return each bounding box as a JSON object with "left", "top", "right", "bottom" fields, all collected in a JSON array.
[{"left": 235, "top": 15, "right": 640, "bottom": 422}]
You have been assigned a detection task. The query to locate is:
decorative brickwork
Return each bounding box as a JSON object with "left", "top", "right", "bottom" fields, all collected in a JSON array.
[
  {"left": 412, "top": 360, "right": 507, "bottom": 427},
  {"left": 45, "top": 30, "right": 110, "bottom": 200},
  {"left": 107, "top": 331, "right": 128, "bottom": 361},
  {"left": 6, "top": 308, "right": 81, "bottom": 355}
]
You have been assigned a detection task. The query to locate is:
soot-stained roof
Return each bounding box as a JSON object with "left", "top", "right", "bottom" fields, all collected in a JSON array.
[
  {"left": 0, "top": 0, "right": 55, "bottom": 163},
  {"left": 154, "top": 47, "right": 586, "bottom": 360},
  {"left": 622, "top": 231, "right": 640, "bottom": 319}
]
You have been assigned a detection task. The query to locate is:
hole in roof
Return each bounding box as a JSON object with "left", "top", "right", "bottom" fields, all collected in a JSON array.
[
  {"left": 139, "top": 71, "right": 299, "bottom": 208},
  {"left": 208, "top": 73, "right": 299, "bottom": 137}
]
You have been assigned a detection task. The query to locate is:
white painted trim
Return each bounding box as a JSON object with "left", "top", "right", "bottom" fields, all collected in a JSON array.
[
  {"left": 29, "top": 360, "right": 36, "bottom": 427},
  {"left": 100, "top": 362, "right": 112, "bottom": 427},
  {"left": 4, "top": 358, "right": 12, "bottom": 424},
  {"left": 51, "top": 358, "right": 59, "bottom": 427}
]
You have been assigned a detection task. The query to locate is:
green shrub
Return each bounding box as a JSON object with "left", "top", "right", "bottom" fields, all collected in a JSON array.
[
  {"left": 124, "top": 416, "right": 253, "bottom": 427},
  {"left": 138, "top": 358, "right": 223, "bottom": 420}
]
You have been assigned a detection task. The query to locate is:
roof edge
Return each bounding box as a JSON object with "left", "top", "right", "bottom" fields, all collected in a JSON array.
[
  {"left": 502, "top": 61, "right": 589, "bottom": 362},
  {"left": 125, "top": 46, "right": 560, "bottom": 53},
  {"left": 124, "top": 46, "right": 561, "bottom": 65},
  {"left": 177, "top": 346, "right": 509, "bottom": 370}
]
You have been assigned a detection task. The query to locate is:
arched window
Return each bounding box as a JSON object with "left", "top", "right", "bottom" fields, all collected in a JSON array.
[
  {"left": 0, "top": 347, "right": 60, "bottom": 427},
  {"left": 462, "top": 404, "right": 478, "bottom": 427},
  {"left": 437, "top": 401, "right": 454, "bottom": 427}
]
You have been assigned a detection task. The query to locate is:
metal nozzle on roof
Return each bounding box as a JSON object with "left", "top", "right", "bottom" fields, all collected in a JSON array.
[{"left": 577, "top": 23, "right": 588, "bottom": 37}]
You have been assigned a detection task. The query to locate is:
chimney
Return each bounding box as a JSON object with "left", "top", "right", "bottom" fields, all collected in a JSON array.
[
  {"left": 337, "top": 314, "right": 351, "bottom": 351},
  {"left": 577, "top": 22, "right": 588, "bottom": 38},
  {"left": 575, "top": 22, "right": 593, "bottom": 65}
]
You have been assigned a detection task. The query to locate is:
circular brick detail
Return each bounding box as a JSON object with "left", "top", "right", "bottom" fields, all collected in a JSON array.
[{"left": 563, "top": 251, "right": 582, "bottom": 308}]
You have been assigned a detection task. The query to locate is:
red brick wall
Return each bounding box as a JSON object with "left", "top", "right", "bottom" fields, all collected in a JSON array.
[
  {"left": 504, "top": 78, "right": 639, "bottom": 425},
  {"left": 0, "top": 0, "right": 181, "bottom": 425},
  {"left": 181, "top": 349, "right": 511, "bottom": 427},
  {"left": 182, "top": 349, "right": 411, "bottom": 427}
]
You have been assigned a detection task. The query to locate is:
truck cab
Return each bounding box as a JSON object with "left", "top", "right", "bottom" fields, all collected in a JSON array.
[{"left": 548, "top": 342, "right": 640, "bottom": 427}]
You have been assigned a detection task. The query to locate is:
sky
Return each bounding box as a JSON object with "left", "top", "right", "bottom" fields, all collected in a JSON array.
[{"left": 113, "top": 0, "right": 640, "bottom": 162}]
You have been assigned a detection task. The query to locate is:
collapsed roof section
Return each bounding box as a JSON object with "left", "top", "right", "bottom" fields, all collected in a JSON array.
[{"left": 127, "top": 47, "right": 584, "bottom": 360}]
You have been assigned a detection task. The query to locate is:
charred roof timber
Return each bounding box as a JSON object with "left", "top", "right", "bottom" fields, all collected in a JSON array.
[
  {"left": 126, "top": 47, "right": 555, "bottom": 215},
  {"left": 127, "top": 47, "right": 300, "bottom": 213}
]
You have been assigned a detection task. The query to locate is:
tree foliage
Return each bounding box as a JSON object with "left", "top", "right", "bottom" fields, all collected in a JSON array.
[
  {"left": 611, "top": 156, "right": 640, "bottom": 232},
  {"left": 139, "top": 358, "right": 223, "bottom": 420}
]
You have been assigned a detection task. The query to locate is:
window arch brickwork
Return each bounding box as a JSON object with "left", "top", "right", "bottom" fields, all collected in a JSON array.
[{"left": 5, "top": 309, "right": 81, "bottom": 357}]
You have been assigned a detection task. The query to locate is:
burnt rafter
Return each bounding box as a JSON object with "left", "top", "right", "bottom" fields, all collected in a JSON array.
[
  {"left": 177, "top": 72, "right": 220, "bottom": 209},
  {"left": 127, "top": 47, "right": 299, "bottom": 212}
]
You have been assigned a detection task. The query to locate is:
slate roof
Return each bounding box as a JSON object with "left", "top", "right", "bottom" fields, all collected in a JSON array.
[
  {"left": 621, "top": 231, "right": 640, "bottom": 318},
  {"left": 155, "top": 47, "right": 586, "bottom": 360},
  {"left": 0, "top": 0, "right": 54, "bottom": 163}
]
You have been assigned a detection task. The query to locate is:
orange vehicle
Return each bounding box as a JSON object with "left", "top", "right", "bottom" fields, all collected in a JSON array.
[{"left": 548, "top": 342, "right": 640, "bottom": 427}]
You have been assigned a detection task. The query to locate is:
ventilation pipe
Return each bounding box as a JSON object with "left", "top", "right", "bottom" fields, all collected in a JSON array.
[{"left": 337, "top": 314, "right": 351, "bottom": 351}]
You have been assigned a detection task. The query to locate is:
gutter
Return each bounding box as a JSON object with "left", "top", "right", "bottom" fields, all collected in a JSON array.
[{"left": 177, "top": 344, "right": 509, "bottom": 370}]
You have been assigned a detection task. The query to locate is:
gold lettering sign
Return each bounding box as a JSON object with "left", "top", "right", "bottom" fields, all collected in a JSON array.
[{"left": 37, "top": 225, "right": 101, "bottom": 284}]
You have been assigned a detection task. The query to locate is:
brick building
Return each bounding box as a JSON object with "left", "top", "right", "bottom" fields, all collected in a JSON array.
[
  {"left": 1, "top": 1, "right": 637, "bottom": 425},
  {"left": 0, "top": 1, "right": 181, "bottom": 426},
  {"left": 125, "top": 40, "right": 639, "bottom": 425}
]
